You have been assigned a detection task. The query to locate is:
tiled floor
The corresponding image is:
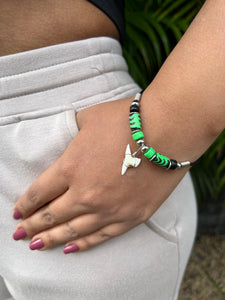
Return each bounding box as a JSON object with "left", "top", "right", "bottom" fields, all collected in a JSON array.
[{"left": 178, "top": 235, "right": 225, "bottom": 299}]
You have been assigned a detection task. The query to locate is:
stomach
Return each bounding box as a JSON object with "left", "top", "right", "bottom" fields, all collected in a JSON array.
[{"left": 0, "top": 0, "right": 120, "bottom": 57}]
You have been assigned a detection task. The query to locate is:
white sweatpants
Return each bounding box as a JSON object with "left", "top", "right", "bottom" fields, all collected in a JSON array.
[{"left": 0, "top": 37, "right": 197, "bottom": 300}]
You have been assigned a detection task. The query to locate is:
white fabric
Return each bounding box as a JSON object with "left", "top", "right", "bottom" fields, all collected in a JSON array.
[{"left": 0, "top": 37, "right": 197, "bottom": 300}]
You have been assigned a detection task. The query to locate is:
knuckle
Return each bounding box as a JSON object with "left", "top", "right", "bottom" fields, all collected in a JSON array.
[
  {"left": 108, "top": 203, "right": 122, "bottom": 217},
  {"left": 41, "top": 208, "right": 55, "bottom": 227},
  {"left": 59, "top": 159, "right": 79, "bottom": 180},
  {"left": 137, "top": 208, "right": 149, "bottom": 223},
  {"left": 45, "top": 232, "right": 55, "bottom": 247},
  {"left": 65, "top": 222, "right": 78, "bottom": 240},
  {"left": 27, "top": 188, "right": 41, "bottom": 206},
  {"left": 98, "top": 229, "right": 112, "bottom": 240},
  {"left": 80, "top": 188, "right": 100, "bottom": 210},
  {"left": 107, "top": 223, "right": 126, "bottom": 237},
  {"left": 82, "top": 237, "right": 93, "bottom": 250}
]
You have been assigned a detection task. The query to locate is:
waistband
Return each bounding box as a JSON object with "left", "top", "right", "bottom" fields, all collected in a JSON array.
[{"left": 0, "top": 37, "right": 139, "bottom": 118}]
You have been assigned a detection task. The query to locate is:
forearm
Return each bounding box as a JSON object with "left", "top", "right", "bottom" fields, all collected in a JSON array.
[{"left": 141, "top": 0, "right": 225, "bottom": 165}]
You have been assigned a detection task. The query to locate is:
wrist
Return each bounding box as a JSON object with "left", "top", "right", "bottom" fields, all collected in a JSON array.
[{"left": 138, "top": 87, "right": 218, "bottom": 165}]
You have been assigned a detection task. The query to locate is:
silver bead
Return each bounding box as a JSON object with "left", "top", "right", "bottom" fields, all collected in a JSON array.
[
  {"left": 134, "top": 92, "right": 141, "bottom": 101},
  {"left": 149, "top": 154, "right": 156, "bottom": 161},
  {"left": 141, "top": 145, "right": 148, "bottom": 153},
  {"left": 137, "top": 139, "right": 144, "bottom": 146},
  {"left": 177, "top": 163, "right": 182, "bottom": 169},
  {"left": 131, "top": 101, "right": 139, "bottom": 107},
  {"left": 167, "top": 161, "right": 172, "bottom": 170},
  {"left": 180, "top": 161, "right": 191, "bottom": 167},
  {"left": 132, "top": 129, "right": 141, "bottom": 134}
]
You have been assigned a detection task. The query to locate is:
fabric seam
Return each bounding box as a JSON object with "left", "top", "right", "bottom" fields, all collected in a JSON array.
[
  {"left": 0, "top": 106, "right": 71, "bottom": 126},
  {"left": 0, "top": 70, "right": 128, "bottom": 101},
  {"left": 64, "top": 109, "right": 78, "bottom": 140},
  {"left": 171, "top": 211, "right": 181, "bottom": 300},
  {"left": 0, "top": 52, "right": 124, "bottom": 80}
]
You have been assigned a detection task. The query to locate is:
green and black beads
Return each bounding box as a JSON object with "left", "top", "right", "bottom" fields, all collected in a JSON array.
[
  {"left": 129, "top": 92, "right": 178, "bottom": 170},
  {"left": 129, "top": 113, "right": 141, "bottom": 130},
  {"left": 127, "top": 91, "right": 200, "bottom": 171},
  {"left": 129, "top": 95, "right": 145, "bottom": 143},
  {"left": 143, "top": 146, "right": 171, "bottom": 168}
]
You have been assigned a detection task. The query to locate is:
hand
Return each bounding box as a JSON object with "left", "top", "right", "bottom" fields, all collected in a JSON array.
[{"left": 13, "top": 97, "right": 187, "bottom": 253}]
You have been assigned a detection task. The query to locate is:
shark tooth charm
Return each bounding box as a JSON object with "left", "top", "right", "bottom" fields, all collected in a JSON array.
[{"left": 121, "top": 144, "right": 141, "bottom": 175}]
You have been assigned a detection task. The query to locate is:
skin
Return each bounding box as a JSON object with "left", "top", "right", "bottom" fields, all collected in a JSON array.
[
  {"left": 10, "top": 0, "right": 225, "bottom": 252},
  {"left": 0, "top": 0, "right": 119, "bottom": 56}
]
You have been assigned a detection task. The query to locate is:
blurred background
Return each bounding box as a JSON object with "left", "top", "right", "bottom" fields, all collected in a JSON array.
[{"left": 123, "top": 0, "right": 225, "bottom": 298}]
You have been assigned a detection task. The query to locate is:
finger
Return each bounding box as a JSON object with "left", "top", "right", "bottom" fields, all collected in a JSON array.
[
  {"left": 27, "top": 213, "right": 110, "bottom": 251},
  {"left": 63, "top": 222, "right": 129, "bottom": 253},
  {"left": 13, "top": 161, "right": 68, "bottom": 219},
  {"left": 13, "top": 189, "right": 90, "bottom": 238}
]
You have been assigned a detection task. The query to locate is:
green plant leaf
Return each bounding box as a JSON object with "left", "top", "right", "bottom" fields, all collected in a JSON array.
[
  {"left": 145, "top": 14, "right": 171, "bottom": 56},
  {"left": 126, "top": 13, "right": 163, "bottom": 67}
]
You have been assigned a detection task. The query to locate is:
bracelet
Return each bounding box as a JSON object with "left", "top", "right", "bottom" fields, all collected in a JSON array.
[{"left": 121, "top": 91, "right": 201, "bottom": 175}]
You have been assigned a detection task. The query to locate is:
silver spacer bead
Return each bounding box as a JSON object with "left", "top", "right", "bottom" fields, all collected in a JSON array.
[
  {"left": 180, "top": 161, "right": 191, "bottom": 167},
  {"left": 167, "top": 161, "right": 172, "bottom": 170},
  {"left": 177, "top": 163, "right": 182, "bottom": 169},
  {"left": 137, "top": 139, "right": 144, "bottom": 146},
  {"left": 134, "top": 92, "right": 142, "bottom": 101},
  {"left": 131, "top": 101, "right": 139, "bottom": 107},
  {"left": 141, "top": 145, "right": 148, "bottom": 153},
  {"left": 132, "top": 129, "right": 141, "bottom": 134},
  {"left": 149, "top": 154, "right": 157, "bottom": 161}
]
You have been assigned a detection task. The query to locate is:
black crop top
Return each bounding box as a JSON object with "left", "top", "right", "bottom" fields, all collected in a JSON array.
[{"left": 88, "top": 0, "right": 125, "bottom": 42}]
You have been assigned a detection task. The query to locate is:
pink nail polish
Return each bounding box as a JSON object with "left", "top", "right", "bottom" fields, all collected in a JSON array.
[
  {"left": 13, "top": 209, "right": 22, "bottom": 220},
  {"left": 13, "top": 228, "right": 27, "bottom": 240},
  {"left": 63, "top": 244, "right": 79, "bottom": 254},
  {"left": 29, "top": 239, "right": 45, "bottom": 250}
]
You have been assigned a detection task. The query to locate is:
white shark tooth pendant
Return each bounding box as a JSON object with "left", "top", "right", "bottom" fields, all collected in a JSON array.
[{"left": 121, "top": 144, "right": 141, "bottom": 175}]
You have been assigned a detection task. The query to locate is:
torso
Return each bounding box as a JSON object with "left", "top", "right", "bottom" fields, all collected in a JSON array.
[{"left": 0, "top": 0, "right": 120, "bottom": 57}]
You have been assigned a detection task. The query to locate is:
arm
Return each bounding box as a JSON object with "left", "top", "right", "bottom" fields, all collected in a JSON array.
[
  {"left": 12, "top": 0, "right": 225, "bottom": 252},
  {"left": 141, "top": 0, "right": 225, "bottom": 165}
]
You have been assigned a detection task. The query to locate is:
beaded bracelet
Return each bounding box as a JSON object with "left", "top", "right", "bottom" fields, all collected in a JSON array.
[{"left": 121, "top": 91, "right": 201, "bottom": 175}]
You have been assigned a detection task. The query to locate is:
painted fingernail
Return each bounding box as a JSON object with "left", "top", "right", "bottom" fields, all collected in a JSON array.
[
  {"left": 63, "top": 244, "right": 79, "bottom": 254},
  {"left": 29, "top": 239, "right": 45, "bottom": 250},
  {"left": 13, "top": 209, "right": 22, "bottom": 220},
  {"left": 13, "top": 228, "right": 27, "bottom": 240}
]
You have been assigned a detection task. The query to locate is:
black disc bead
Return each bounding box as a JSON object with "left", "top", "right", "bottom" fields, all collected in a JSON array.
[
  {"left": 130, "top": 105, "right": 139, "bottom": 113},
  {"left": 169, "top": 159, "right": 178, "bottom": 170},
  {"left": 131, "top": 127, "right": 141, "bottom": 132}
]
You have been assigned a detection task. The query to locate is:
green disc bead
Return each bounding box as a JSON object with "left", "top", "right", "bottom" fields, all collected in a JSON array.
[
  {"left": 132, "top": 131, "right": 144, "bottom": 141},
  {"left": 152, "top": 153, "right": 170, "bottom": 168},
  {"left": 144, "top": 147, "right": 156, "bottom": 159},
  {"left": 129, "top": 113, "right": 141, "bottom": 130}
]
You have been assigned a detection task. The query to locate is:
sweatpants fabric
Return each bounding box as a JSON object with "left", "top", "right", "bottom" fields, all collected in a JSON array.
[{"left": 0, "top": 37, "right": 197, "bottom": 300}]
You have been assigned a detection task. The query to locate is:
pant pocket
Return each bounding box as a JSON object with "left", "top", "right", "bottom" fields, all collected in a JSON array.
[
  {"left": 0, "top": 104, "right": 80, "bottom": 197},
  {"left": 144, "top": 196, "right": 178, "bottom": 244},
  {"left": 144, "top": 182, "right": 180, "bottom": 244},
  {"left": 64, "top": 106, "right": 79, "bottom": 139},
  {"left": 143, "top": 172, "right": 195, "bottom": 244}
]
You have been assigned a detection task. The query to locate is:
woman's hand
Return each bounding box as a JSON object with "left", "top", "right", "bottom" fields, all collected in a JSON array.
[{"left": 12, "top": 97, "right": 187, "bottom": 253}]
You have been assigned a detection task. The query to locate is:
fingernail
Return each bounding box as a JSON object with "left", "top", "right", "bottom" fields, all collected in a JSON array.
[
  {"left": 13, "top": 228, "right": 27, "bottom": 240},
  {"left": 13, "top": 209, "right": 22, "bottom": 220},
  {"left": 29, "top": 239, "right": 45, "bottom": 250},
  {"left": 63, "top": 244, "right": 79, "bottom": 254}
]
